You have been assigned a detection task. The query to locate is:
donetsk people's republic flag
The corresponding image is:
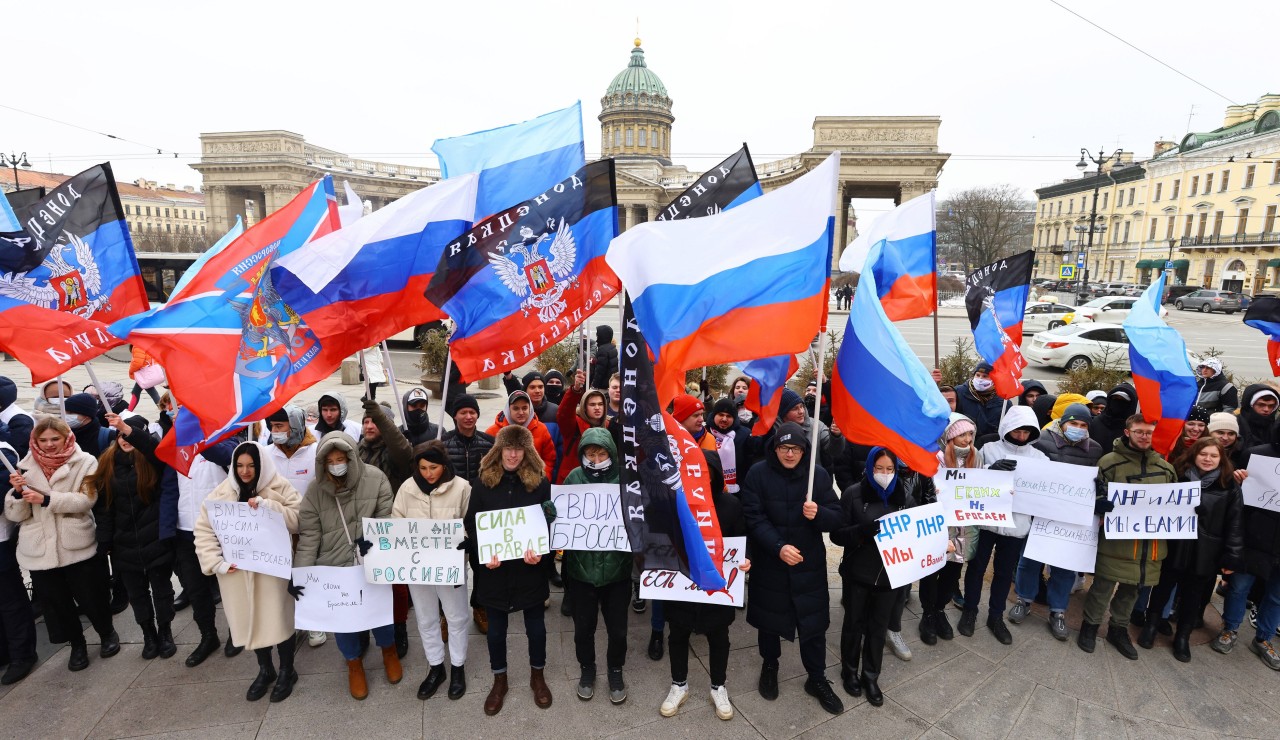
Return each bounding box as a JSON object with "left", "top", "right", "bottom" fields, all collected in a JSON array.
[{"left": 964, "top": 251, "right": 1033, "bottom": 399}]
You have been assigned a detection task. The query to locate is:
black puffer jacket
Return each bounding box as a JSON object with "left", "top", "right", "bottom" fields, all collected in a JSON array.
[
  {"left": 589, "top": 325, "right": 619, "bottom": 390},
  {"left": 664, "top": 452, "right": 746, "bottom": 633},
  {"left": 1089, "top": 382, "right": 1137, "bottom": 450},
  {"left": 741, "top": 425, "right": 842, "bottom": 640},
  {"left": 94, "top": 430, "right": 176, "bottom": 572},
  {"left": 1165, "top": 471, "right": 1245, "bottom": 577},
  {"left": 442, "top": 429, "right": 495, "bottom": 485},
  {"left": 831, "top": 448, "right": 922, "bottom": 589},
  {"left": 465, "top": 471, "right": 553, "bottom": 612},
  {"left": 1237, "top": 384, "right": 1277, "bottom": 450}
]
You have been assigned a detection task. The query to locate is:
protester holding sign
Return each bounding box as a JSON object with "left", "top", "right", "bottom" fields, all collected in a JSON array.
[
  {"left": 742, "top": 422, "right": 844, "bottom": 716},
  {"left": 1079, "top": 415, "right": 1176, "bottom": 660},
  {"left": 959, "top": 406, "right": 1045, "bottom": 646},
  {"left": 296, "top": 431, "right": 399, "bottom": 700},
  {"left": 392, "top": 441, "right": 472, "bottom": 701},
  {"left": 918, "top": 413, "right": 977, "bottom": 646},
  {"left": 1140, "top": 439, "right": 1243, "bottom": 662},
  {"left": 561, "top": 427, "right": 632, "bottom": 704},
  {"left": 832, "top": 447, "right": 925, "bottom": 708},
  {"left": 194, "top": 442, "right": 301, "bottom": 702},
  {"left": 461, "top": 424, "right": 556, "bottom": 716}
]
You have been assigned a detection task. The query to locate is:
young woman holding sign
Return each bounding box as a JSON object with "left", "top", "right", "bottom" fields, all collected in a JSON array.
[
  {"left": 461, "top": 424, "right": 556, "bottom": 716},
  {"left": 194, "top": 442, "right": 301, "bottom": 702},
  {"left": 391, "top": 441, "right": 472, "bottom": 701},
  {"left": 918, "top": 413, "right": 976, "bottom": 646}
]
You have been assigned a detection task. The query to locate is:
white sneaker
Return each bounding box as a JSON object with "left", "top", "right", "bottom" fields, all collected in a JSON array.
[
  {"left": 1072, "top": 574, "right": 1086, "bottom": 593},
  {"left": 710, "top": 685, "right": 733, "bottom": 720},
  {"left": 888, "top": 629, "right": 913, "bottom": 661},
  {"left": 660, "top": 682, "right": 689, "bottom": 717},
  {"left": 307, "top": 630, "right": 327, "bottom": 647}
]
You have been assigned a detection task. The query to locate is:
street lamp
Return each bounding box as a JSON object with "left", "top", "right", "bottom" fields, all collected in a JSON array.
[
  {"left": 2, "top": 151, "right": 32, "bottom": 192},
  {"left": 1166, "top": 237, "right": 1178, "bottom": 286},
  {"left": 1073, "top": 147, "right": 1123, "bottom": 304}
]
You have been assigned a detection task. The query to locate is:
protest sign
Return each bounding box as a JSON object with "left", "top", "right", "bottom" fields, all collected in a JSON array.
[
  {"left": 875, "top": 502, "right": 949, "bottom": 589},
  {"left": 932, "top": 468, "right": 1014, "bottom": 527},
  {"left": 639, "top": 537, "right": 747, "bottom": 606},
  {"left": 292, "top": 565, "right": 394, "bottom": 632},
  {"left": 550, "top": 484, "right": 631, "bottom": 552},
  {"left": 1024, "top": 517, "right": 1099, "bottom": 573},
  {"left": 1010, "top": 457, "right": 1098, "bottom": 527},
  {"left": 1104, "top": 481, "right": 1200, "bottom": 540},
  {"left": 1242, "top": 454, "right": 1280, "bottom": 513},
  {"left": 475, "top": 504, "right": 551, "bottom": 562},
  {"left": 203, "top": 500, "right": 293, "bottom": 579},
  {"left": 361, "top": 518, "right": 466, "bottom": 585}
]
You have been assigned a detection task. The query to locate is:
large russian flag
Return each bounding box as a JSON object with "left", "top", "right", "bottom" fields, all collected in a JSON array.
[
  {"left": 839, "top": 191, "right": 938, "bottom": 321},
  {"left": 1244, "top": 295, "right": 1280, "bottom": 376},
  {"left": 431, "top": 102, "right": 585, "bottom": 220},
  {"left": 606, "top": 152, "right": 839, "bottom": 406},
  {"left": 1124, "top": 273, "right": 1197, "bottom": 455},
  {"left": 831, "top": 240, "right": 950, "bottom": 475},
  {"left": 964, "top": 251, "right": 1033, "bottom": 399}
]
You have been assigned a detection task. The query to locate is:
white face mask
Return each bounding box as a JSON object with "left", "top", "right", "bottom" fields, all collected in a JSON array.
[
  {"left": 972, "top": 377, "right": 994, "bottom": 392},
  {"left": 582, "top": 456, "right": 612, "bottom": 473},
  {"left": 328, "top": 463, "right": 348, "bottom": 477},
  {"left": 737, "top": 408, "right": 753, "bottom": 424},
  {"left": 952, "top": 445, "right": 971, "bottom": 459},
  {"left": 873, "top": 472, "right": 894, "bottom": 489},
  {"left": 67, "top": 414, "right": 89, "bottom": 429},
  {"left": 271, "top": 431, "right": 289, "bottom": 445}
]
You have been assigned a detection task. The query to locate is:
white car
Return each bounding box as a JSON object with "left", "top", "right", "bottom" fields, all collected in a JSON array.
[
  {"left": 1022, "top": 301, "right": 1077, "bottom": 335},
  {"left": 1024, "top": 321, "right": 1192, "bottom": 372},
  {"left": 1072, "top": 296, "right": 1167, "bottom": 324}
]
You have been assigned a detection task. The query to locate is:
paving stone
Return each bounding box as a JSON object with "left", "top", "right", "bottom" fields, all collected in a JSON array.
[
  {"left": 260, "top": 699, "right": 422, "bottom": 739},
  {"left": 934, "top": 666, "right": 1035, "bottom": 740},
  {"left": 733, "top": 673, "right": 852, "bottom": 740},
  {"left": 886, "top": 651, "right": 995, "bottom": 724},
  {"left": 116, "top": 721, "right": 262, "bottom": 740},
  {"left": 793, "top": 696, "right": 930, "bottom": 739},
  {"left": 87, "top": 677, "right": 268, "bottom": 739},
  {"left": 605, "top": 702, "right": 765, "bottom": 739},
  {"left": 0, "top": 644, "right": 146, "bottom": 740},
  {"left": 1005, "top": 684, "right": 1078, "bottom": 738}
]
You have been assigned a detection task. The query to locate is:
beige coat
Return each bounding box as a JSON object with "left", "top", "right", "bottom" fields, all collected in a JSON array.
[
  {"left": 3, "top": 448, "right": 99, "bottom": 571},
  {"left": 391, "top": 474, "right": 471, "bottom": 520},
  {"left": 194, "top": 442, "right": 301, "bottom": 650}
]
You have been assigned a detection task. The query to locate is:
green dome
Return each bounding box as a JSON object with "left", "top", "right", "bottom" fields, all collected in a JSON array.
[{"left": 605, "top": 42, "right": 668, "bottom": 99}]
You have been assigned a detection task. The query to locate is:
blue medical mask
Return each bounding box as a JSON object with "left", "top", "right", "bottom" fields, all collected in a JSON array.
[{"left": 1064, "top": 426, "right": 1089, "bottom": 443}]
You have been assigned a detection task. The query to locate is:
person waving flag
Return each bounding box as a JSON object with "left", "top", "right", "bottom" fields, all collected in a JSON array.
[{"left": 1124, "top": 273, "right": 1197, "bottom": 455}]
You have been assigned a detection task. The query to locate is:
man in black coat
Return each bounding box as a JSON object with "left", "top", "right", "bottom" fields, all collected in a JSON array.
[
  {"left": 741, "top": 423, "right": 844, "bottom": 715},
  {"left": 1089, "top": 382, "right": 1137, "bottom": 450},
  {"left": 589, "top": 325, "right": 619, "bottom": 391}
]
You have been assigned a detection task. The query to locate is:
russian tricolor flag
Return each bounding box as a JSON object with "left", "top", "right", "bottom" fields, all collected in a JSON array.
[
  {"left": 606, "top": 152, "right": 839, "bottom": 406},
  {"left": 831, "top": 240, "right": 950, "bottom": 475},
  {"left": 1124, "top": 273, "right": 1197, "bottom": 455},
  {"left": 839, "top": 191, "right": 937, "bottom": 321},
  {"left": 431, "top": 102, "right": 585, "bottom": 221},
  {"left": 739, "top": 354, "right": 798, "bottom": 435},
  {"left": 964, "top": 251, "right": 1034, "bottom": 399},
  {"left": 1244, "top": 295, "right": 1280, "bottom": 376}
]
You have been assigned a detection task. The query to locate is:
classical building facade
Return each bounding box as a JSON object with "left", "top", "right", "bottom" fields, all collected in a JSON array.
[
  {"left": 192, "top": 40, "right": 950, "bottom": 270},
  {"left": 1034, "top": 92, "right": 1280, "bottom": 292}
]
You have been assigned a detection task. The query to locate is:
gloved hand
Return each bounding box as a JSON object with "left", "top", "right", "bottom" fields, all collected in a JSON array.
[
  {"left": 863, "top": 520, "right": 883, "bottom": 542},
  {"left": 1094, "top": 497, "right": 1115, "bottom": 515},
  {"left": 541, "top": 500, "right": 557, "bottom": 523},
  {"left": 989, "top": 459, "right": 1017, "bottom": 472},
  {"left": 1095, "top": 478, "right": 1108, "bottom": 498},
  {"left": 354, "top": 537, "right": 373, "bottom": 557},
  {"left": 286, "top": 579, "right": 305, "bottom": 601}
]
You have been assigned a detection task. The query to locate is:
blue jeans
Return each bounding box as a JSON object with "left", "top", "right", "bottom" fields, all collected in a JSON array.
[
  {"left": 1013, "top": 556, "right": 1074, "bottom": 613},
  {"left": 1223, "top": 573, "right": 1280, "bottom": 640},
  {"left": 335, "top": 624, "right": 394, "bottom": 661},
  {"left": 650, "top": 600, "right": 664, "bottom": 631}
]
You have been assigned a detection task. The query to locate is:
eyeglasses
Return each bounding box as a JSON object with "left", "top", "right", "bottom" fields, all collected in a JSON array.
[
  {"left": 1128, "top": 429, "right": 1154, "bottom": 437},
  {"left": 777, "top": 445, "right": 804, "bottom": 455}
]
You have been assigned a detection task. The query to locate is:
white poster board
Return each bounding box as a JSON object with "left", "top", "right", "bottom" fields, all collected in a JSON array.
[
  {"left": 204, "top": 500, "right": 293, "bottom": 579},
  {"left": 550, "top": 484, "right": 631, "bottom": 552},
  {"left": 1104, "top": 481, "right": 1200, "bottom": 540},
  {"left": 875, "top": 502, "right": 950, "bottom": 589},
  {"left": 1242, "top": 454, "right": 1280, "bottom": 513},
  {"left": 292, "top": 565, "right": 394, "bottom": 632},
  {"left": 639, "top": 536, "right": 747, "bottom": 607},
  {"left": 1024, "top": 517, "right": 1099, "bottom": 573},
  {"left": 475, "top": 504, "right": 551, "bottom": 562},
  {"left": 1011, "top": 457, "right": 1098, "bottom": 527},
  {"left": 361, "top": 518, "right": 466, "bottom": 585},
  {"left": 932, "top": 468, "right": 1015, "bottom": 528}
]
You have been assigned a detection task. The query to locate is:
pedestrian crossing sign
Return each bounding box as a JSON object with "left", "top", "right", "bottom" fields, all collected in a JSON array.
[{"left": 1059, "top": 265, "right": 1076, "bottom": 279}]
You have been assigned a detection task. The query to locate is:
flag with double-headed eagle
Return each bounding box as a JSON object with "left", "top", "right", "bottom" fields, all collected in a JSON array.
[
  {"left": 0, "top": 164, "right": 148, "bottom": 382},
  {"left": 111, "top": 178, "right": 342, "bottom": 472},
  {"left": 425, "top": 160, "right": 618, "bottom": 382}
]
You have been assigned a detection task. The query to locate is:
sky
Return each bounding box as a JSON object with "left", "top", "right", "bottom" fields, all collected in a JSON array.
[{"left": 3, "top": 0, "right": 1274, "bottom": 234}]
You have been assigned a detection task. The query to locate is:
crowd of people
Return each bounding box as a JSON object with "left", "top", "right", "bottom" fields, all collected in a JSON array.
[{"left": 1, "top": 346, "right": 1278, "bottom": 723}]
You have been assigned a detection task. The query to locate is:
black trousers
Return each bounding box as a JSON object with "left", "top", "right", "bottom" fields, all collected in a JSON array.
[
  {"left": 174, "top": 531, "right": 217, "bottom": 635},
  {"left": 118, "top": 564, "right": 176, "bottom": 628},
  {"left": 29, "top": 556, "right": 113, "bottom": 645},
  {"left": 1148, "top": 564, "right": 1214, "bottom": 633},
  {"left": 840, "top": 579, "right": 897, "bottom": 682},
  {"left": 919, "top": 561, "right": 964, "bottom": 613},
  {"left": 758, "top": 629, "right": 828, "bottom": 681},
  {"left": 565, "top": 576, "right": 629, "bottom": 672},
  {"left": 0, "top": 539, "right": 37, "bottom": 664},
  {"left": 254, "top": 635, "right": 295, "bottom": 671},
  {"left": 888, "top": 585, "right": 909, "bottom": 632},
  {"left": 963, "top": 530, "right": 1025, "bottom": 618},
  {"left": 669, "top": 622, "right": 730, "bottom": 686}
]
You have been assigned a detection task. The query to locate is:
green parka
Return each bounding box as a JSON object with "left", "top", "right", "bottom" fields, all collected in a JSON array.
[
  {"left": 1094, "top": 436, "right": 1177, "bottom": 585},
  {"left": 296, "top": 432, "right": 394, "bottom": 568},
  {"left": 561, "top": 427, "right": 631, "bottom": 587}
]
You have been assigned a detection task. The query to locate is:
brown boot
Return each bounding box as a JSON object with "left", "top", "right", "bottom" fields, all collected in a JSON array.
[
  {"left": 382, "top": 646, "right": 403, "bottom": 685},
  {"left": 473, "top": 607, "right": 488, "bottom": 635},
  {"left": 441, "top": 612, "right": 449, "bottom": 643},
  {"left": 484, "top": 673, "right": 508, "bottom": 715},
  {"left": 531, "top": 667, "right": 553, "bottom": 708},
  {"left": 347, "top": 659, "right": 368, "bottom": 700}
]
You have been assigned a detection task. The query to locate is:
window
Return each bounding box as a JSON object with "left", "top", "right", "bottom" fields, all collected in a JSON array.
[
  {"left": 166, "top": 224, "right": 171, "bottom": 233},
  {"left": 145, "top": 206, "right": 151, "bottom": 216},
  {"left": 625, "top": 129, "right": 633, "bottom": 146},
  {"left": 1128, "top": 187, "right": 1136, "bottom": 206},
  {"left": 1204, "top": 173, "right": 1214, "bottom": 193},
  {"left": 1171, "top": 179, "right": 1181, "bottom": 199},
  {"left": 1212, "top": 211, "right": 1224, "bottom": 238},
  {"left": 1082, "top": 196, "right": 1087, "bottom": 211},
  {"left": 1266, "top": 205, "right": 1278, "bottom": 235},
  {"left": 613, "top": 129, "right": 621, "bottom": 147},
  {"left": 182, "top": 209, "right": 188, "bottom": 219},
  {"left": 1245, "top": 164, "right": 1256, "bottom": 188},
  {"left": 1220, "top": 170, "right": 1230, "bottom": 192},
  {"left": 1237, "top": 208, "right": 1249, "bottom": 236},
  {"left": 1184, "top": 214, "right": 1194, "bottom": 238},
  {"left": 1149, "top": 218, "right": 1158, "bottom": 241},
  {"left": 638, "top": 129, "right": 646, "bottom": 147},
  {"left": 1190, "top": 176, "right": 1199, "bottom": 196},
  {"left": 1154, "top": 182, "right": 1162, "bottom": 201},
  {"left": 1101, "top": 192, "right": 1109, "bottom": 209},
  {"left": 1068, "top": 200, "right": 1073, "bottom": 214},
  {"left": 1056, "top": 201, "right": 1061, "bottom": 216},
  {"left": 1053, "top": 227, "right": 1060, "bottom": 244},
  {"left": 165, "top": 208, "right": 170, "bottom": 218},
  {"left": 1166, "top": 215, "right": 1175, "bottom": 240},
  {"left": 1273, "top": 161, "right": 1280, "bottom": 184},
  {"left": 1196, "top": 213, "right": 1207, "bottom": 239},
  {"left": 1122, "top": 221, "right": 1131, "bottom": 243}
]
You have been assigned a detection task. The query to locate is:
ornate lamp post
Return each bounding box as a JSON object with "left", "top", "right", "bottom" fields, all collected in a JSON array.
[{"left": 1074, "top": 147, "right": 1123, "bottom": 302}]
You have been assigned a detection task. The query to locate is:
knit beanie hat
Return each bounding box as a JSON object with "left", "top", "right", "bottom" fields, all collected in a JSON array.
[
  {"left": 1186, "top": 405, "right": 1211, "bottom": 424},
  {"left": 1208, "top": 413, "right": 1239, "bottom": 434},
  {"left": 450, "top": 394, "right": 480, "bottom": 416},
  {"left": 944, "top": 415, "right": 976, "bottom": 441},
  {"left": 671, "top": 394, "right": 704, "bottom": 423},
  {"left": 710, "top": 398, "right": 737, "bottom": 419},
  {"left": 1060, "top": 403, "right": 1093, "bottom": 425},
  {"left": 63, "top": 393, "right": 99, "bottom": 418},
  {"left": 779, "top": 388, "right": 804, "bottom": 417}
]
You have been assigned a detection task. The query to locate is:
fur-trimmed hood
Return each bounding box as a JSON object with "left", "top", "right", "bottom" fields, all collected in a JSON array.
[{"left": 479, "top": 424, "right": 545, "bottom": 490}]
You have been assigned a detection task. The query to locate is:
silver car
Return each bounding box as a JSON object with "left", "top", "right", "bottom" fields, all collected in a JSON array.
[{"left": 1173, "top": 289, "right": 1242, "bottom": 314}]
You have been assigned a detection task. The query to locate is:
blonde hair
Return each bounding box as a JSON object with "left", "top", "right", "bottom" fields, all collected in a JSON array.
[{"left": 33, "top": 416, "right": 72, "bottom": 440}]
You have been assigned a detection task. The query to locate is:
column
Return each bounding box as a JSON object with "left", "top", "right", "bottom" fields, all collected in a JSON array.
[
  {"left": 831, "top": 184, "right": 848, "bottom": 273},
  {"left": 202, "top": 184, "right": 230, "bottom": 236},
  {"left": 618, "top": 202, "right": 631, "bottom": 233}
]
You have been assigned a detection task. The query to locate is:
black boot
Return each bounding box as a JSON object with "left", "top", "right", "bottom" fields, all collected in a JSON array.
[
  {"left": 958, "top": 609, "right": 978, "bottom": 637},
  {"left": 919, "top": 612, "right": 938, "bottom": 646},
  {"left": 99, "top": 629, "right": 121, "bottom": 659},
  {"left": 394, "top": 621, "right": 409, "bottom": 659},
  {"left": 173, "top": 590, "right": 190, "bottom": 611},
  {"left": 933, "top": 611, "right": 955, "bottom": 640},
  {"left": 418, "top": 663, "right": 447, "bottom": 700},
  {"left": 840, "top": 666, "right": 862, "bottom": 697},
  {"left": 647, "top": 630, "right": 664, "bottom": 661},
  {"left": 68, "top": 637, "right": 90, "bottom": 672},
  {"left": 110, "top": 579, "right": 129, "bottom": 616},
  {"left": 1172, "top": 625, "right": 1192, "bottom": 663},
  {"left": 247, "top": 649, "right": 277, "bottom": 701},
  {"left": 1077, "top": 622, "right": 1099, "bottom": 653},
  {"left": 224, "top": 631, "right": 243, "bottom": 658},
  {"left": 271, "top": 639, "right": 298, "bottom": 703},
  {"left": 157, "top": 622, "right": 177, "bottom": 659},
  {"left": 448, "top": 664, "right": 466, "bottom": 700},
  {"left": 186, "top": 630, "right": 221, "bottom": 668},
  {"left": 1106, "top": 625, "right": 1139, "bottom": 660},
  {"left": 141, "top": 623, "right": 160, "bottom": 660},
  {"left": 758, "top": 663, "right": 778, "bottom": 701},
  {"left": 1137, "top": 615, "right": 1158, "bottom": 649}
]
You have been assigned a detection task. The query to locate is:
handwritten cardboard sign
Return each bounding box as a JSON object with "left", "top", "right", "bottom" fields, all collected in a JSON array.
[
  {"left": 932, "top": 467, "right": 1015, "bottom": 528},
  {"left": 475, "top": 504, "right": 550, "bottom": 562},
  {"left": 1242, "top": 454, "right": 1280, "bottom": 513},
  {"left": 1104, "top": 481, "right": 1200, "bottom": 540},
  {"left": 204, "top": 501, "right": 293, "bottom": 579},
  {"left": 1011, "top": 457, "right": 1098, "bottom": 527},
  {"left": 292, "top": 565, "right": 394, "bottom": 632},
  {"left": 875, "top": 502, "right": 950, "bottom": 588},
  {"left": 361, "top": 518, "right": 466, "bottom": 585},
  {"left": 550, "top": 484, "right": 630, "bottom": 552},
  {"left": 1024, "top": 517, "right": 1099, "bottom": 573},
  {"left": 639, "top": 536, "right": 746, "bottom": 606}
]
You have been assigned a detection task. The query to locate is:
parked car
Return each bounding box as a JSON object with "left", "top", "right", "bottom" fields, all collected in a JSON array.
[
  {"left": 1121, "top": 284, "right": 1150, "bottom": 297},
  {"left": 1072, "top": 296, "right": 1167, "bottom": 324},
  {"left": 1173, "top": 290, "right": 1243, "bottom": 314},
  {"left": 1022, "top": 301, "right": 1077, "bottom": 334},
  {"left": 1024, "top": 322, "right": 1194, "bottom": 372},
  {"left": 1096, "top": 282, "right": 1140, "bottom": 297},
  {"left": 1163, "top": 285, "right": 1198, "bottom": 304}
]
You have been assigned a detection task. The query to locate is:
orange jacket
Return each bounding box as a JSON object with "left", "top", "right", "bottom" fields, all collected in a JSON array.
[
  {"left": 128, "top": 346, "right": 154, "bottom": 379},
  {"left": 485, "top": 413, "right": 557, "bottom": 481}
]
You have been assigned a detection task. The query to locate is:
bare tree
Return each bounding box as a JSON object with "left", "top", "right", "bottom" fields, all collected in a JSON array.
[{"left": 937, "top": 185, "right": 1034, "bottom": 269}]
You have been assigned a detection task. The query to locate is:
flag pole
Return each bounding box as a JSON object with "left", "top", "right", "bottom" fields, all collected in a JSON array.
[
  {"left": 357, "top": 350, "right": 373, "bottom": 400},
  {"left": 805, "top": 331, "right": 826, "bottom": 503},
  {"left": 57, "top": 375, "right": 67, "bottom": 422},
  {"left": 932, "top": 305, "right": 940, "bottom": 370},
  {"left": 379, "top": 341, "right": 401, "bottom": 408},
  {"left": 435, "top": 349, "right": 453, "bottom": 440},
  {"left": 82, "top": 362, "right": 111, "bottom": 414},
  {"left": 0, "top": 451, "right": 50, "bottom": 497}
]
